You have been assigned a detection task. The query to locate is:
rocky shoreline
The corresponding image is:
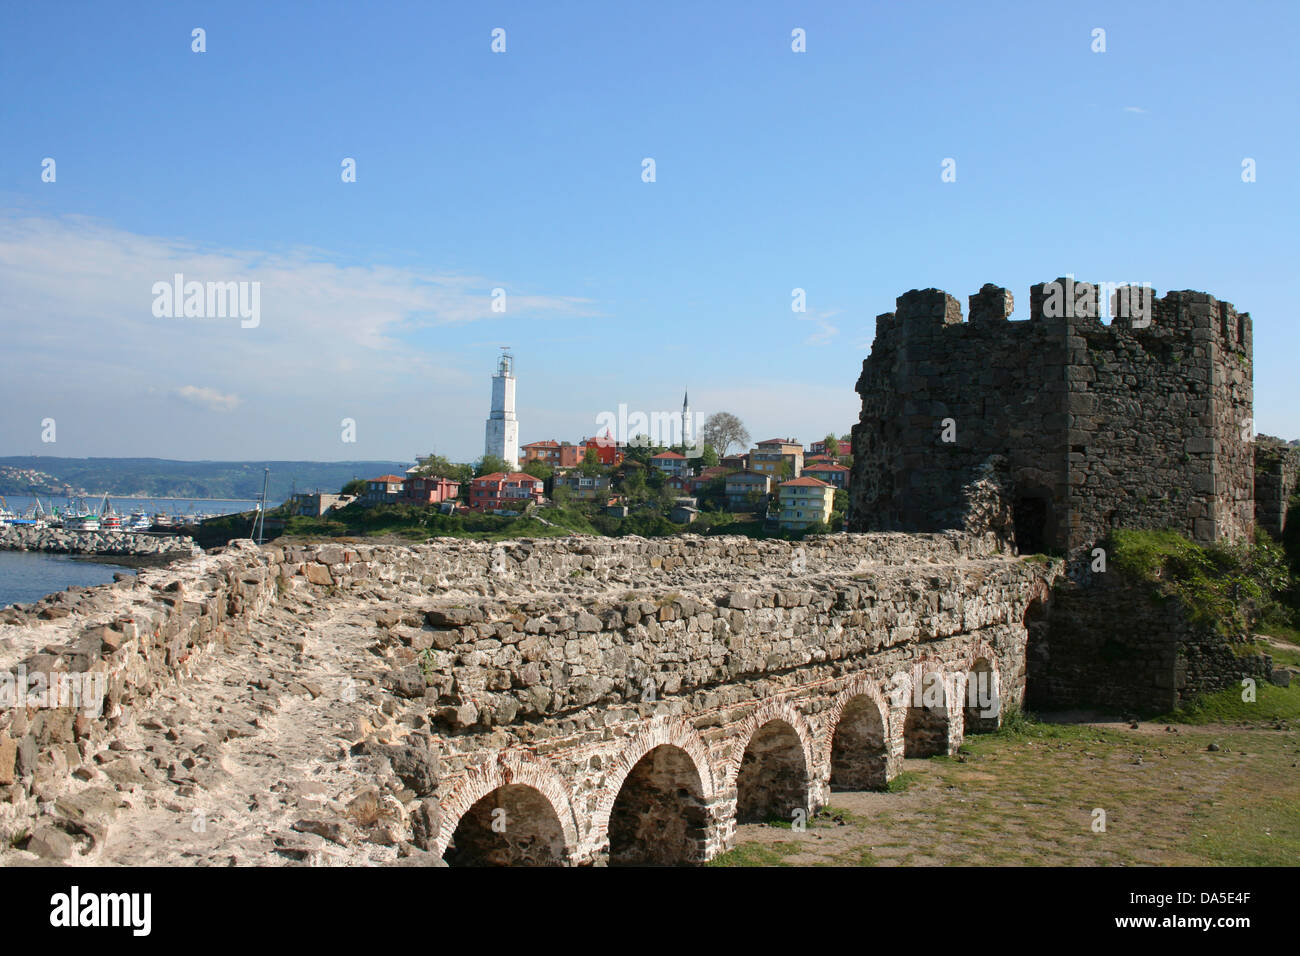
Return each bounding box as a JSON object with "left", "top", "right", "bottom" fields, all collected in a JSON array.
[{"left": 0, "top": 525, "right": 199, "bottom": 559}]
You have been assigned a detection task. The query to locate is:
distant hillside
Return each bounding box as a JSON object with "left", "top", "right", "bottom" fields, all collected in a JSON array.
[{"left": 0, "top": 457, "right": 410, "bottom": 501}]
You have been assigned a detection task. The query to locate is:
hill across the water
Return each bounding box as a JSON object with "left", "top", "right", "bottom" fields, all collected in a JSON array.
[{"left": 0, "top": 457, "right": 411, "bottom": 502}]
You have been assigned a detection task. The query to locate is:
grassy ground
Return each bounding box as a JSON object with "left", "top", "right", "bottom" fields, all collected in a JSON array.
[{"left": 709, "top": 684, "right": 1300, "bottom": 867}]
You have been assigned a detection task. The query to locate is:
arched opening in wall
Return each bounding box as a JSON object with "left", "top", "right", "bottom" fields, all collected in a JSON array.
[
  {"left": 607, "top": 745, "right": 708, "bottom": 866},
  {"left": 442, "top": 784, "right": 567, "bottom": 867},
  {"left": 1013, "top": 495, "right": 1050, "bottom": 555},
  {"left": 829, "top": 695, "right": 888, "bottom": 790},
  {"left": 1023, "top": 597, "right": 1050, "bottom": 711},
  {"left": 736, "top": 720, "right": 809, "bottom": 823},
  {"left": 963, "top": 659, "right": 1000, "bottom": 734},
  {"left": 903, "top": 672, "right": 949, "bottom": 757}
]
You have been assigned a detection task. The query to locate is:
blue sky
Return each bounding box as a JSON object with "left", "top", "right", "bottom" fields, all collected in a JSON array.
[{"left": 1, "top": 0, "right": 1296, "bottom": 463}]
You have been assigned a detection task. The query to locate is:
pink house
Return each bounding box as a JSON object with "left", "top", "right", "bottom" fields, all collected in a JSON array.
[{"left": 403, "top": 475, "right": 461, "bottom": 504}]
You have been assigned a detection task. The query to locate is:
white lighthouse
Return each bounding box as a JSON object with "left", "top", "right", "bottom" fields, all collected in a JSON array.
[{"left": 484, "top": 350, "right": 519, "bottom": 469}]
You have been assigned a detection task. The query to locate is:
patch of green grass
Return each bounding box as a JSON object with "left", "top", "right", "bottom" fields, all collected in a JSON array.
[
  {"left": 829, "top": 846, "right": 879, "bottom": 867},
  {"left": 1156, "top": 681, "right": 1300, "bottom": 725},
  {"left": 815, "top": 805, "right": 867, "bottom": 826},
  {"left": 1185, "top": 792, "right": 1300, "bottom": 866},
  {"left": 1274, "top": 625, "right": 1300, "bottom": 646},
  {"left": 705, "top": 841, "right": 803, "bottom": 867},
  {"left": 1265, "top": 643, "right": 1300, "bottom": 668},
  {"left": 884, "top": 771, "right": 921, "bottom": 792}
]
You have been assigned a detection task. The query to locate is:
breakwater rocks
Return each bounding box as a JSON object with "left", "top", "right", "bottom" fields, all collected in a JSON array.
[{"left": 0, "top": 525, "right": 199, "bottom": 558}]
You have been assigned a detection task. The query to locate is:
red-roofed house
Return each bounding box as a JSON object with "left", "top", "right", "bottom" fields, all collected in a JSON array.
[
  {"left": 521, "top": 440, "right": 562, "bottom": 467},
  {"left": 777, "top": 476, "right": 836, "bottom": 530},
  {"left": 581, "top": 432, "right": 623, "bottom": 467},
  {"left": 469, "top": 472, "right": 545, "bottom": 512},
  {"left": 809, "top": 435, "right": 852, "bottom": 457},
  {"left": 801, "top": 462, "right": 850, "bottom": 489},
  {"left": 649, "top": 450, "right": 689, "bottom": 477}
]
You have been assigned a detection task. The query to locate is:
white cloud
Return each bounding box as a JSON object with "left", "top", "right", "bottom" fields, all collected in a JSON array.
[
  {"left": 173, "top": 385, "right": 241, "bottom": 412},
  {"left": 0, "top": 213, "right": 600, "bottom": 458},
  {"left": 799, "top": 309, "right": 841, "bottom": 345},
  {"left": 1123, "top": 106, "right": 1148, "bottom": 114}
]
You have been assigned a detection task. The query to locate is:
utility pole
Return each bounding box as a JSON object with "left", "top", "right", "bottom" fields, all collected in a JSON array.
[{"left": 253, "top": 467, "right": 269, "bottom": 544}]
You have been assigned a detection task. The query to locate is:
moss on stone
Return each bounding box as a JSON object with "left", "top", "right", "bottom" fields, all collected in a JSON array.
[{"left": 1108, "top": 528, "right": 1276, "bottom": 638}]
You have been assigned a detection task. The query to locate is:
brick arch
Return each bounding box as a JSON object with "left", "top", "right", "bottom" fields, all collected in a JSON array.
[
  {"left": 902, "top": 657, "right": 957, "bottom": 757},
  {"left": 963, "top": 641, "right": 1000, "bottom": 673},
  {"left": 960, "top": 643, "right": 1003, "bottom": 733},
  {"left": 590, "top": 717, "right": 717, "bottom": 837},
  {"left": 819, "top": 676, "right": 892, "bottom": 780},
  {"left": 436, "top": 753, "right": 579, "bottom": 861},
  {"left": 722, "top": 700, "right": 816, "bottom": 795}
]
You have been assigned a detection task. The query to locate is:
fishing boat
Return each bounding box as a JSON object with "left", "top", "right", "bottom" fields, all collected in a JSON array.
[
  {"left": 0, "top": 496, "right": 16, "bottom": 526},
  {"left": 127, "top": 511, "right": 152, "bottom": 531},
  {"left": 10, "top": 499, "right": 52, "bottom": 528},
  {"left": 64, "top": 512, "right": 100, "bottom": 531},
  {"left": 153, "top": 513, "right": 174, "bottom": 528},
  {"left": 98, "top": 494, "right": 124, "bottom": 532}
]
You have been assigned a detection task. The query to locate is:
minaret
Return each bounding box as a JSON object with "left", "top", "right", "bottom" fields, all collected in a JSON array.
[
  {"left": 681, "top": 389, "right": 692, "bottom": 449},
  {"left": 484, "top": 351, "right": 519, "bottom": 469}
]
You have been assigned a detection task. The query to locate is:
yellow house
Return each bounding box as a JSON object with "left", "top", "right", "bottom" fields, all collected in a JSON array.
[
  {"left": 777, "top": 476, "right": 836, "bottom": 530},
  {"left": 750, "top": 438, "right": 804, "bottom": 479}
]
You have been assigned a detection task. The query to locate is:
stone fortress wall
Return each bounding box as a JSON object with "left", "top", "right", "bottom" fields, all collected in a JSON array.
[
  {"left": 0, "top": 534, "right": 1058, "bottom": 865},
  {"left": 849, "top": 280, "right": 1255, "bottom": 557}
]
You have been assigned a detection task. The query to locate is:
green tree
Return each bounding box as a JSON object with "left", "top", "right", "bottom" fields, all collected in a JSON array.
[
  {"left": 522, "top": 460, "right": 553, "bottom": 482},
  {"left": 579, "top": 446, "right": 606, "bottom": 478},
  {"left": 414, "top": 453, "right": 462, "bottom": 479},
  {"left": 700, "top": 444, "right": 719, "bottom": 468},
  {"left": 822, "top": 434, "right": 840, "bottom": 458},
  {"left": 476, "top": 455, "right": 511, "bottom": 477},
  {"left": 619, "top": 465, "right": 648, "bottom": 503},
  {"left": 622, "top": 435, "right": 655, "bottom": 465},
  {"left": 340, "top": 478, "right": 366, "bottom": 496},
  {"left": 552, "top": 483, "right": 573, "bottom": 507}
]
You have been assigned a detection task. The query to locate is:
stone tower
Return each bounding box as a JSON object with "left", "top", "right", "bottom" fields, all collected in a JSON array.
[
  {"left": 484, "top": 351, "right": 519, "bottom": 469},
  {"left": 848, "top": 280, "right": 1255, "bottom": 557},
  {"left": 682, "top": 389, "right": 692, "bottom": 448}
]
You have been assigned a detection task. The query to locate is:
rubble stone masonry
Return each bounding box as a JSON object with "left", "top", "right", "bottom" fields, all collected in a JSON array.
[{"left": 849, "top": 281, "right": 1256, "bottom": 556}]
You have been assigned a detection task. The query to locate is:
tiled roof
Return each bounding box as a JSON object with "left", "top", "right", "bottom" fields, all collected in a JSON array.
[
  {"left": 780, "top": 476, "right": 834, "bottom": 488},
  {"left": 651, "top": 451, "right": 687, "bottom": 459},
  {"left": 373, "top": 475, "right": 406, "bottom": 482}
]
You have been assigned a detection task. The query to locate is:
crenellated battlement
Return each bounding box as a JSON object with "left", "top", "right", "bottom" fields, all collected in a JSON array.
[
  {"left": 872, "top": 280, "right": 1252, "bottom": 372},
  {"left": 851, "top": 276, "right": 1256, "bottom": 555}
]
